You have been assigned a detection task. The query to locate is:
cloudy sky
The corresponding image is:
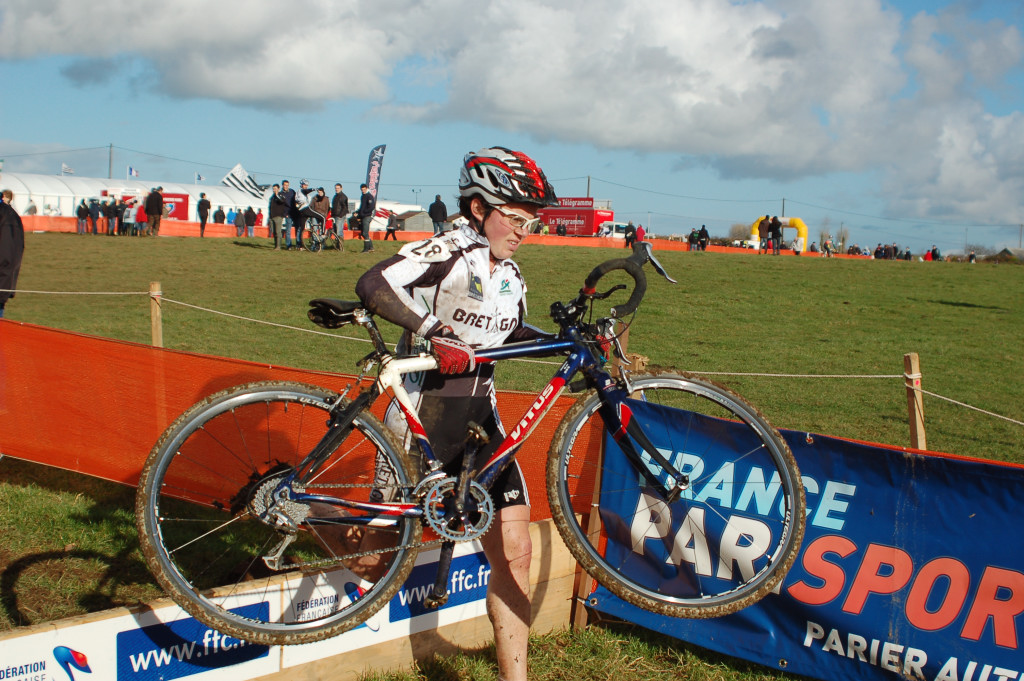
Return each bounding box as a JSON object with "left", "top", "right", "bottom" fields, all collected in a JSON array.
[{"left": 1, "top": 0, "right": 1022, "bottom": 252}]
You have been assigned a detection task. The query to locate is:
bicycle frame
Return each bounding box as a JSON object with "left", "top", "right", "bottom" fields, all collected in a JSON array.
[{"left": 285, "top": 327, "right": 689, "bottom": 531}]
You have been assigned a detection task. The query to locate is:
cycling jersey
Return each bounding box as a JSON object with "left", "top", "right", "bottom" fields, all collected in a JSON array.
[{"left": 355, "top": 224, "right": 549, "bottom": 509}]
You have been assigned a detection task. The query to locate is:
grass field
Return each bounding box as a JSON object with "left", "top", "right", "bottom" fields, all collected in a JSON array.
[{"left": 1, "top": 232, "right": 1022, "bottom": 677}]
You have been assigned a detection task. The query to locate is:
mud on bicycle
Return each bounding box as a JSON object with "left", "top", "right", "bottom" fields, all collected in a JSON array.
[{"left": 135, "top": 243, "right": 806, "bottom": 646}]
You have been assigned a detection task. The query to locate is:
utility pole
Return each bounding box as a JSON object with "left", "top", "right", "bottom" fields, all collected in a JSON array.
[
  {"left": 586, "top": 175, "right": 591, "bottom": 198},
  {"left": 108, "top": 143, "right": 113, "bottom": 180},
  {"left": 781, "top": 198, "right": 785, "bottom": 217}
]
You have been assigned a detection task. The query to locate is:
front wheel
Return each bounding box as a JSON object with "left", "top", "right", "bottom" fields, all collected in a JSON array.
[
  {"left": 136, "top": 381, "right": 422, "bottom": 645},
  {"left": 547, "top": 371, "right": 805, "bottom": 619},
  {"left": 302, "top": 220, "right": 323, "bottom": 252}
]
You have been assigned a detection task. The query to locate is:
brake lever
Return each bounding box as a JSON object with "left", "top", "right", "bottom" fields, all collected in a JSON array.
[{"left": 630, "top": 242, "right": 678, "bottom": 284}]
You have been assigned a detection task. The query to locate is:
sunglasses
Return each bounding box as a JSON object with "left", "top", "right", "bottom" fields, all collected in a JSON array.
[{"left": 492, "top": 205, "right": 541, "bottom": 234}]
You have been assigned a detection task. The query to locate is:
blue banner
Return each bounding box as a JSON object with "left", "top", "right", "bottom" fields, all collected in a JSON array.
[
  {"left": 589, "top": 402, "right": 1024, "bottom": 681},
  {"left": 364, "top": 144, "right": 386, "bottom": 198}
]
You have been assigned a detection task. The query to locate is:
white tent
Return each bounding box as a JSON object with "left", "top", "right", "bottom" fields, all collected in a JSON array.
[
  {"left": 0, "top": 172, "right": 425, "bottom": 229},
  {"left": 0, "top": 172, "right": 272, "bottom": 220}
]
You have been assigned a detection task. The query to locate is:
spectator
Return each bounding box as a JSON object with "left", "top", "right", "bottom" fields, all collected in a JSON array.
[
  {"left": 688, "top": 228, "right": 698, "bottom": 251},
  {"left": 623, "top": 221, "right": 636, "bottom": 248},
  {"left": 279, "top": 180, "right": 296, "bottom": 250},
  {"left": 213, "top": 206, "right": 226, "bottom": 224},
  {"left": 292, "top": 179, "right": 315, "bottom": 247},
  {"left": 384, "top": 209, "right": 398, "bottom": 240},
  {"left": 268, "top": 184, "right": 287, "bottom": 250},
  {"left": 331, "top": 183, "right": 349, "bottom": 238},
  {"left": 114, "top": 197, "right": 126, "bottom": 235},
  {"left": 969, "top": 250, "right": 976, "bottom": 264},
  {"left": 226, "top": 207, "right": 237, "bottom": 225},
  {"left": 123, "top": 199, "right": 136, "bottom": 236},
  {"left": 24, "top": 198, "right": 37, "bottom": 216},
  {"left": 144, "top": 187, "right": 164, "bottom": 236},
  {"left": 103, "top": 198, "right": 116, "bottom": 235},
  {"left": 769, "top": 216, "right": 782, "bottom": 255},
  {"left": 809, "top": 241, "right": 819, "bottom": 253},
  {"left": 88, "top": 199, "right": 100, "bottom": 234},
  {"left": 0, "top": 189, "right": 25, "bottom": 319},
  {"left": 244, "top": 206, "right": 257, "bottom": 237},
  {"left": 311, "top": 187, "right": 330, "bottom": 223},
  {"left": 356, "top": 183, "right": 376, "bottom": 253},
  {"left": 76, "top": 199, "right": 89, "bottom": 234},
  {"left": 148, "top": 188, "right": 165, "bottom": 234},
  {"left": 197, "top": 192, "right": 211, "bottom": 237},
  {"left": 635, "top": 224, "right": 646, "bottom": 242},
  {"left": 135, "top": 200, "right": 147, "bottom": 236},
  {"left": 428, "top": 194, "right": 448, "bottom": 234},
  {"left": 255, "top": 208, "right": 264, "bottom": 231},
  {"left": 757, "top": 215, "right": 770, "bottom": 254},
  {"left": 234, "top": 208, "right": 245, "bottom": 237},
  {"left": 698, "top": 224, "right": 710, "bottom": 251}
]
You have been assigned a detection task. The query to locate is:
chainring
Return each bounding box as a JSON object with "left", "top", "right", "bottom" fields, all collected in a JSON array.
[{"left": 422, "top": 476, "right": 494, "bottom": 542}]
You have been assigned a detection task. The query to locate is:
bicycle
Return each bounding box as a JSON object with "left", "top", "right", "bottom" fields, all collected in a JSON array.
[
  {"left": 135, "top": 243, "right": 805, "bottom": 646},
  {"left": 301, "top": 211, "right": 346, "bottom": 252}
]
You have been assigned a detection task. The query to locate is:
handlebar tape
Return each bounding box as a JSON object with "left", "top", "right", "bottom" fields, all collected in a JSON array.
[{"left": 583, "top": 257, "right": 648, "bottom": 317}]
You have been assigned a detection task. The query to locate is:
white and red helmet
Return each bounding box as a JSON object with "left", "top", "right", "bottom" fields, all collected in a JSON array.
[{"left": 459, "top": 146, "right": 558, "bottom": 207}]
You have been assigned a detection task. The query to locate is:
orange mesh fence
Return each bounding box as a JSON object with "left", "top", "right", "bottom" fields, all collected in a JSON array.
[{"left": 0, "top": 320, "right": 598, "bottom": 521}]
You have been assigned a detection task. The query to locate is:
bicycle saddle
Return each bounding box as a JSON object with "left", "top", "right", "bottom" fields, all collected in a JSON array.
[{"left": 308, "top": 298, "right": 362, "bottom": 329}]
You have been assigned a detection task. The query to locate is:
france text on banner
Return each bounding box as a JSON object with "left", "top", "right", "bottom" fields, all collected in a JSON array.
[{"left": 588, "top": 400, "right": 1024, "bottom": 681}]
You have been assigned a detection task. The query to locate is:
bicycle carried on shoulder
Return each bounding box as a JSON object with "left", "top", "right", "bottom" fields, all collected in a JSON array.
[{"left": 135, "top": 243, "right": 805, "bottom": 646}]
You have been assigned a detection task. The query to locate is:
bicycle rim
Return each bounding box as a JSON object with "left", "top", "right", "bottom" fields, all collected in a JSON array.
[
  {"left": 303, "top": 230, "right": 322, "bottom": 253},
  {"left": 324, "top": 232, "right": 343, "bottom": 252},
  {"left": 548, "top": 371, "right": 805, "bottom": 618},
  {"left": 136, "top": 381, "right": 422, "bottom": 645}
]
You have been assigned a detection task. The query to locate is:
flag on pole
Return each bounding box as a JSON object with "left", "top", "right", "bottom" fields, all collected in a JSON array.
[
  {"left": 61, "top": 163, "right": 74, "bottom": 175},
  {"left": 363, "top": 144, "right": 387, "bottom": 197},
  {"left": 128, "top": 166, "right": 139, "bottom": 178},
  {"left": 220, "top": 163, "right": 263, "bottom": 199},
  {"left": 195, "top": 173, "right": 205, "bottom": 182}
]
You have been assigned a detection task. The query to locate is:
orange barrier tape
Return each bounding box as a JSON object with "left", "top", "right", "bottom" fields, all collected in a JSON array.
[{"left": 0, "top": 320, "right": 589, "bottom": 521}]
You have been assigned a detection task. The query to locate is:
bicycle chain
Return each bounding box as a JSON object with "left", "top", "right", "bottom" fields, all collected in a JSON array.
[{"left": 282, "top": 536, "right": 445, "bottom": 571}]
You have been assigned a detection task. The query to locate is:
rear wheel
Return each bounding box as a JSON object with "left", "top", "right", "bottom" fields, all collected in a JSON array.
[
  {"left": 547, "top": 371, "right": 805, "bottom": 618},
  {"left": 136, "top": 381, "right": 422, "bottom": 645}
]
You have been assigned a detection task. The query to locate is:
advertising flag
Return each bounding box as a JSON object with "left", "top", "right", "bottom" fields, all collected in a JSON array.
[
  {"left": 363, "top": 144, "right": 386, "bottom": 197},
  {"left": 221, "top": 163, "right": 264, "bottom": 199},
  {"left": 61, "top": 163, "right": 74, "bottom": 175},
  {"left": 128, "top": 166, "right": 139, "bottom": 178}
]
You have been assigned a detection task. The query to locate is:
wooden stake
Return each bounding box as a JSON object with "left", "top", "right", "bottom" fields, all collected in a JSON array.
[
  {"left": 904, "top": 353, "right": 926, "bottom": 450},
  {"left": 150, "top": 281, "right": 163, "bottom": 348}
]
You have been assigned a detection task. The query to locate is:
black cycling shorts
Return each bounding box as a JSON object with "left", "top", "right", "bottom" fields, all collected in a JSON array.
[{"left": 416, "top": 393, "right": 529, "bottom": 510}]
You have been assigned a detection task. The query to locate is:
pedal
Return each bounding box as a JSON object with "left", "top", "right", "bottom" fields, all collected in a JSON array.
[{"left": 423, "top": 591, "right": 449, "bottom": 609}]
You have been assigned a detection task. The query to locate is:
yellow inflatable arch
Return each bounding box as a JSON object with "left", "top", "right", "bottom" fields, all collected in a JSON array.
[{"left": 750, "top": 216, "right": 808, "bottom": 250}]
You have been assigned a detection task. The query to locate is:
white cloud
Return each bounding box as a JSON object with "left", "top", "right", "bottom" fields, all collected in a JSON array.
[{"left": 0, "top": 0, "right": 1021, "bottom": 222}]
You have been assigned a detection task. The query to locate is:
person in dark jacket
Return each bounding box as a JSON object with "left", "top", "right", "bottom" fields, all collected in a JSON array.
[
  {"left": 213, "top": 206, "right": 225, "bottom": 224},
  {"left": 244, "top": 206, "right": 257, "bottom": 237},
  {"left": 88, "top": 199, "right": 100, "bottom": 235},
  {"left": 197, "top": 193, "right": 211, "bottom": 237},
  {"left": 144, "top": 187, "right": 164, "bottom": 236},
  {"left": 0, "top": 189, "right": 26, "bottom": 319},
  {"left": 356, "top": 183, "right": 376, "bottom": 253},
  {"left": 268, "top": 184, "right": 288, "bottom": 250},
  {"left": 428, "top": 194, "right": 447, "bottom": 234},
  {"left": 76, "top": 199, "right": 89, "bottom": 234},
  {"left": 331, "top": 183, "right": 349, "bottom": 238}
]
